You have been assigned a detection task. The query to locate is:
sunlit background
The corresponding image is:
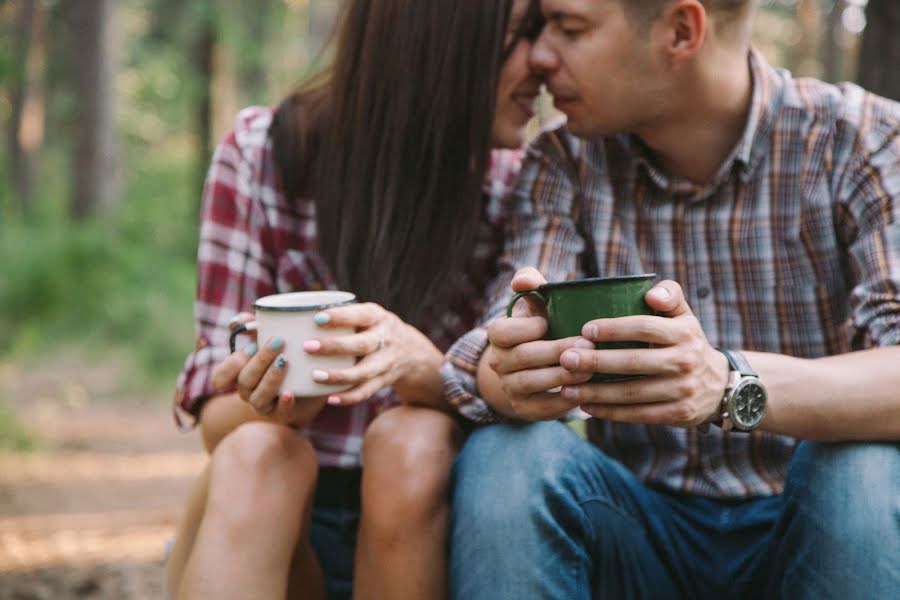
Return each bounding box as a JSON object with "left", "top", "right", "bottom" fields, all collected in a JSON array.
[{"left": 0, "top": 0, "right": 896, "bottom": 597}]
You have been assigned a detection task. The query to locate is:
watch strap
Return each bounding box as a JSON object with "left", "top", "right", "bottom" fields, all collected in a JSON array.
[
  {"left": 719, "top": 349, "right": 757, "bottom": 378},
  {"left": 698, "top": 349, "right": 751, "bottom": 433}
]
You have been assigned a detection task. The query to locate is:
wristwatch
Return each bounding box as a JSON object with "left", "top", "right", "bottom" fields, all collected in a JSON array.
[{"left": 716, "top": 349, "right": 767, "bottom": 432}]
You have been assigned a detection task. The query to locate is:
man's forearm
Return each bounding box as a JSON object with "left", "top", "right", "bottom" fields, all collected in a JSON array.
[{"left": 750, "top": 346, "right": 900, "bottom": 441}]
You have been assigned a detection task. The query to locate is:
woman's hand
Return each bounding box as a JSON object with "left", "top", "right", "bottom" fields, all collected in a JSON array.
[
  {"left": 303, "top": 303, "right": 445, "bottom": 406},
  {"left": 210, "top": 313, "right": 327, "bottom": 427}
]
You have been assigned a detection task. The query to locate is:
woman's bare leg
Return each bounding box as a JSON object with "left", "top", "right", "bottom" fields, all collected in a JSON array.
[
  {"left": 172, "top": 421, "right": 325, "bottom": 600},
  {"left": 353, "top": 405, "right": 463, "bottom": 600}
]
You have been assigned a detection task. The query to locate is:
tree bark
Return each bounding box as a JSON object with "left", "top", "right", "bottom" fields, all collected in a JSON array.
[
  {"left": 7, "top": 0, "right": 46, "bottom": 219},
  {"left": 70, "top": 0, "right": 119, "bottom": 221},
  {"left": 821, "top": 0, "right": 845, "bottom": 83},
  {"left": 192, "top": 4, "right": 216, "bottom": 202},
  {"left": 211, "top": 25, "right": 238, "bottom": 154},
  {"left": 792, "top": 0, "right": 822, "bottom": 78},
  {"left": 238, "top": 0, "right": 269, "bottom": 100},
  {"left": 858, "top": 0, "right": 900, "bottom": 101},
  {"left": 307, "top": 0, "right": 339, "bottom": 65}
]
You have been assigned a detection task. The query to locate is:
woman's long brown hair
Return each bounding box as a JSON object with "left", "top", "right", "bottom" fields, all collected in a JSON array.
[{"left": 270, "top": 0, "right": 516, "bottom": 328}]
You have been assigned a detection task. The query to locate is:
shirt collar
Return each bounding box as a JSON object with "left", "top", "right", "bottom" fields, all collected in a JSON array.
[{"left": 733, "top": 48, "right": 785, "bottom": 179}]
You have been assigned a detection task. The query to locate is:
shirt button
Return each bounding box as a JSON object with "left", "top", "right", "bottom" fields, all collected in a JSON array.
[{"left": 697, "top": 287, "right": 710, "bottom": 299}]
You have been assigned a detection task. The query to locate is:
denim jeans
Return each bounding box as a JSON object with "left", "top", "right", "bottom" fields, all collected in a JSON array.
[
  {"left": 310, "top": 503, "right": 358, "bottom": 600},
  {"left": 309, "top": 467, "right": 362, "bottom": 600},
  {"left": 449, "top": 421, "right": 900, "bottom": 600}
]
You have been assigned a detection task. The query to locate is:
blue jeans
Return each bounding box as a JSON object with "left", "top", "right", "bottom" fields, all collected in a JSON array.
[
  {"left": 310, "top": 503, "right": 358, "bottom": 600},
  {"left": 309, "top": 467, "right": 362, "bottom": 600},
  {"left": 449, "top": 422, "right": 900, "bottom": 600}
]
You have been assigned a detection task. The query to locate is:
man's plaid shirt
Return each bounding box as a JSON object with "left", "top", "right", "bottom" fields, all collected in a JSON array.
[{"left": 443, "top": 51, "right": 900, "bottom": 498}]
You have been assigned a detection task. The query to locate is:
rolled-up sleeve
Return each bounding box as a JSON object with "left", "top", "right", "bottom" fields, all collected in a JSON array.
[
  {"left": 174, "top": 116, "right": 276, "bottom": 428},
  {"left": 443, "top": 128, "right": 588, "bottom": 422}
]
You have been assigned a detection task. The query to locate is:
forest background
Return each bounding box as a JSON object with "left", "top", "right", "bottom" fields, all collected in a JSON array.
[
  {"left": 1, "top": 0, "right": 898, "bottom": 446},
  {"left": 0, "top": 1, "right": 897, "bottom": 596}
]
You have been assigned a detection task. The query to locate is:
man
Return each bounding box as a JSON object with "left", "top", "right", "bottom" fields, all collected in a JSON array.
[{"left": 441, "top": 0, "right": 900, "bottom": 598}]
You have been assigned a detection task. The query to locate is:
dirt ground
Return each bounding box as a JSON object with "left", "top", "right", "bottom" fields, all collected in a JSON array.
[{"left": 0, "top": 357, "right": 206, "bottom": 600}]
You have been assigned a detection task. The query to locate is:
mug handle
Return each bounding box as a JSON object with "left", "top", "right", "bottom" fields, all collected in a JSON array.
[
  {"left": 506, "top": 291, "right": 547, "bottom": 318},
  {"left": 229, "top": 321, "right": 258, "bottom": 353}
]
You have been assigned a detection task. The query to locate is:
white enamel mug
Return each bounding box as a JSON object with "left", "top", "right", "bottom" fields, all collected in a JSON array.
[{"left": 229, "top": 291, "right": 357, "bottom": 397}]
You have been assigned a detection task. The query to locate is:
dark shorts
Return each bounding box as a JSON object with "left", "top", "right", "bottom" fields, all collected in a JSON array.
[{"left": 309, "top": 467, "right": 362, "bottom": 600}]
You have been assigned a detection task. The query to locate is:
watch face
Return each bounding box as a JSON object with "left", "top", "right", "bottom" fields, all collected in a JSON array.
[{"left": 729, "top": 378, "right": 767, "bottom": 430}]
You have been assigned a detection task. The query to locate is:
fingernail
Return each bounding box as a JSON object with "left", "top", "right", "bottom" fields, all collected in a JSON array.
[
  {"left": 303, "top": 340, "right": 322, "bottom": 353},
  {"left": 243, "top": 342, "right": 258, "bottom": 357},
  {"left": 583, "top": 324, "right": 598, "bottom": 339},
  {"left": 562, "top": 386, "right": 579, "bottom": 400},
  {"left": 226, "top": 314, "right": 242, "bottom": 327},
  {"left": 312, "top": 369, "right": 329, "bottom": 382},
  {"left": 269, "top": 337, "right": 285, "bottom": 350},
  {"left": 314, "top": 312, "right": 330, "bottom": 326},
  {"left": 274, "top": 356, "right": 286, "bottom": 371},
  {"left": 574, "top": 337, "right": 595, "bottom": 349},
  {"left": 560, "top": 350, "right": 580, "bottom": 370},
  {"left": 648, "top": 286, "right": 671, "bottom": 300},
  {"left": 327, "top": 395, "right": 341, "bottom": 406}
]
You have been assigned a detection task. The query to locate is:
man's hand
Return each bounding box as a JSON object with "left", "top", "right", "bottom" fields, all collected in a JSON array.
[
  {"left": 557, "top": 280, "right": 730, "bottom": 428},
  {"left": 484, "top": 268, "right": 593, "bottom": 421}
]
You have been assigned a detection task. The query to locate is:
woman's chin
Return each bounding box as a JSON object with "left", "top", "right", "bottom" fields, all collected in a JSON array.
[{"left": 490, "top": 126, "right": 527, "bottom": 150}]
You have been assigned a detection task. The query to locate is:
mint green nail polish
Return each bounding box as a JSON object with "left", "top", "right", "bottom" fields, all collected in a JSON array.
[
  {"left": 269, "top": 337, "right": 285, "bottom": 350},
  {"left": 244, "top": 343, "right": 258, "bottom": 357},
  {"left": 313, "top": 312, "right": 330, "bottom": 326}
]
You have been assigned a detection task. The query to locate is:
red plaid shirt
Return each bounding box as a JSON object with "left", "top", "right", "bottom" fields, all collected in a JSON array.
[{"left": 174, "top": 106, "right": 522, "bottom": 467}]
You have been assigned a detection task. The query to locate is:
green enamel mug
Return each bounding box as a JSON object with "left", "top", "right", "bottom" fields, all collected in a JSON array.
[{"left": 506, "top": 274, "right": 657, "bottom": 382}]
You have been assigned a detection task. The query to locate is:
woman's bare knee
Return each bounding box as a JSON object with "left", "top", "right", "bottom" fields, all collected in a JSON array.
[
  {"left": 208, "top": 421, "right": 318, "bottom": 521},
  {"left": 362, "top": 406, "right": 462, "bottom": 514}
]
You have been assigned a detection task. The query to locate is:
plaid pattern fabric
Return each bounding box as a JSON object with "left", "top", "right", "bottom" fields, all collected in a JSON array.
[
  {"left": 443, "top": 51, "right": 900, "bottom": 498},
  {"left": 174, "top": 106, "right": 522, "bottom": 467}
]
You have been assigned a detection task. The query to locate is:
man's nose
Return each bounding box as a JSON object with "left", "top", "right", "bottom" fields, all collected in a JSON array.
[{"left": 529, "top": 33, "right": 559, "bottom": 75}]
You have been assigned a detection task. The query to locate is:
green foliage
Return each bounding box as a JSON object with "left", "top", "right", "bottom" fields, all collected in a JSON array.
[{"left": 0, "top": 154, "right": 198, "bottom": 384}]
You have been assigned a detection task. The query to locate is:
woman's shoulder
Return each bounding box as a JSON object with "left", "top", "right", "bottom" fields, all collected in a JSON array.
[
  {"left": 484, "top": 147, "right": 525, "bottom": 200},
  {"left": 208, "top": 106, "right": 297, "bottom": 213},
  {"left": 222, "top": 106, "right": 276, "bottom": 165}
]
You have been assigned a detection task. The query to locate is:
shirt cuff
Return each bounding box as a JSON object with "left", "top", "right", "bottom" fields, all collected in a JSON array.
[
  {"left": 441, "top": 326, "right": 505, "bottom": 424},
  {"left": 173, "top": 342, "right": 230, "bottom": 431}
]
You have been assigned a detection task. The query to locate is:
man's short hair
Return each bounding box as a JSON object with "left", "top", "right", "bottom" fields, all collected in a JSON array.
[{"left": 624, "top": 0, "right": 756, "bottom": 29}]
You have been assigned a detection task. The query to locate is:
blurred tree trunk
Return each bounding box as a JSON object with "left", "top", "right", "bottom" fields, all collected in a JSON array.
[
  {"left": 7, "top": 0, "right": 46, "bottom": 219},
  {"left": 821, "top": 0, "right": 845, "bottom": 82},
  {"left": 70, "top": 0, "right": 119, "bottom": 221},
  {"left": 239, "top": 0, "right": 268, "bottom": 100},
  {"left": 793, "top": 0, "right": 822, "bottom": 78},
  {"left": 858, "top": 0, "right": 900, "bottom": 101},
  {"left": 307, "top": 0, "right": 338, "bottom": 64},
  {"left": 192, "top": 2, "right": 217, "bottom": 202},
  {"left": 211, "top": 27, "right": 238, "bottom": 154}
]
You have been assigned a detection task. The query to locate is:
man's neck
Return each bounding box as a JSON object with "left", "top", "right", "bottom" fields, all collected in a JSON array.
[{"left": 634, "top": 49, "right": 753, "bottom": 185}]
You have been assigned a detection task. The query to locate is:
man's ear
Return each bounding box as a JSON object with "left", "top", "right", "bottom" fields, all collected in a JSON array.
[{"left": 659, "top": 0, "right": 707, "bottom": 63}]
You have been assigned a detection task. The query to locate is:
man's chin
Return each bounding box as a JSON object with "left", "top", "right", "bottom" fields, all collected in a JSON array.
[
  {"left": 563, "top": 116, "right": 621, "bottom": 140},
  {"left": 565, "top": 118, "right": 601, "bottom": 139}
]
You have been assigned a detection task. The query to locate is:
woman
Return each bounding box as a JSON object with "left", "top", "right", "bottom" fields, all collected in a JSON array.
[{"left": 167, "top": 0, "right": 543, "bottom": 598}]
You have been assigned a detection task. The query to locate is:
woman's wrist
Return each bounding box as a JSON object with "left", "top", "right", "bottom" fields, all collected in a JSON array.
[{"left": 393, "top": 329, "right": 446, "bottom": 406}]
